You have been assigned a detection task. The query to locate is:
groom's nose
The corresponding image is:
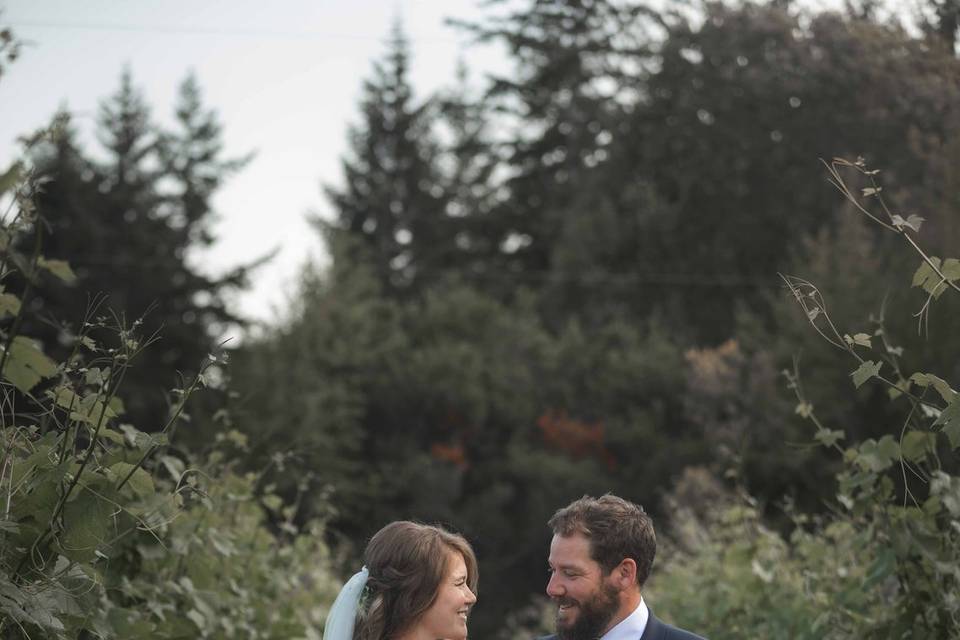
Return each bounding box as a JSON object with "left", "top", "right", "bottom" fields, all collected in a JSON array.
[{"left": 546, "top": 572, "right": 563, "bottom": 598}]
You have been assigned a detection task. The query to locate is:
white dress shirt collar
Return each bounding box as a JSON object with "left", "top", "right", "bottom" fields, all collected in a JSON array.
[{"left": 599, "top": 598, "right": 648, "bottom": 640}]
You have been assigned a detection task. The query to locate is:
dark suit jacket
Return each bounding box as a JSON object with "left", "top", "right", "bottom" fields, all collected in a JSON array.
[
  {"left": 538, "top": 610, "right": 705, "bottom": 640},
  {"left": 637, "top": 611, "right": 705, "bottom": 640}
]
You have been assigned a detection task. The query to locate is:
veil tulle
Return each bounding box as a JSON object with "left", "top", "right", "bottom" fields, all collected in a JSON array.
[{"left": 323, "top": 567, "right": 370, "bottom": 640}]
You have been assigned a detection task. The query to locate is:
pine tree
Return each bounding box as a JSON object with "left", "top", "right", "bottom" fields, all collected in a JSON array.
[
  {"left": 433, "top": 61, "right": 500, "bottom": 283},
  {"left": 455, "top": 0, "right": 656, "bottom": 283},
  {"left": 325, "top": 22, "right": 451, "bottom": 295},
  {"left": 26, "top": 71, "right": 250, "bottom": 428}
]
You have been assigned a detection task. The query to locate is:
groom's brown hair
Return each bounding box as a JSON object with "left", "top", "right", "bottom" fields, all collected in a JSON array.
[{"left": 548, "top": 494, "right": 656, "bottom": 587}]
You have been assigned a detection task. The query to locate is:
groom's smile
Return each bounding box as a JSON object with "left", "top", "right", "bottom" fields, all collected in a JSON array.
[
  {"left": 546, "top": 533, "right": 620, "bottom": 640},
  {"left": 556, "top": 596, "right": 580, "bottom": 622}
]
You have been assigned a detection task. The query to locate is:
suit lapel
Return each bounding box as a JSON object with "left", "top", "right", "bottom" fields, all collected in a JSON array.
[{"left": 638, "top": 613, "right": 664, "bottom": 640}]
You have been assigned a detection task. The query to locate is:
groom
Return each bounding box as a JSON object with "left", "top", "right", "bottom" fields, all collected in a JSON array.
[{"left": 543, "top": 494, "right": 705, "bottom": 640}]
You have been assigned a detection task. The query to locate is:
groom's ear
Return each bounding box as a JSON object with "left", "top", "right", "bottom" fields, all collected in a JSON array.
[{"left": 613, "top": 558, "right": 638, "bottom": 589}]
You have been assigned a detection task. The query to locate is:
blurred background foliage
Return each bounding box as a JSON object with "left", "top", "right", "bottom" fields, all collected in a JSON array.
[{"left": 3, "top": 0, "right": 960, "bottom": 637}]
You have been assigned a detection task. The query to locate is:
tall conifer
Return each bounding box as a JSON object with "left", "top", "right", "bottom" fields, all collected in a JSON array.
[{"left": 325, "top": 21, "right": 450, "bottom": 294}]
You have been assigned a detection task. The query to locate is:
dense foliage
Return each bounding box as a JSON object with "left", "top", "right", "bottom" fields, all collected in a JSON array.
[
  {"left": 16, "top": 70, "right": 255, "bottom": 429},
  {"left": 649, "top": 159, "right": 960, "bottom": 637},
  {"left": 0, "top": 143, "right": 338, "bottom": 638},
  {"left": 231, "top": 1, "right": 960, "bottom": 634},
  {"left": 6, "top": 0, "right": 960, "bottom": 636}
]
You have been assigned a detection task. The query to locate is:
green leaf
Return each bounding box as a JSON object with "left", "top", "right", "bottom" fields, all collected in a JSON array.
[
  {"left": 262, "top": 494, "right": 283, "bottom": 512},
  {"left": 50, "top": 385, "right": 80, "bottom": 410},
  {"left": 110, "top": 462, "right": 155, "bottom": 498},
  {"left": 901, "top": 430, "right": 935, "bottom": 462},
  {"left": 58, "top": 488, "right": 113, "bottom": 563},
  {"left": 912, "top": 257, "right": 949, "bottom": 298},
  {"left": 99, "top": 427, "right": 125, "bottom": 446},
  {"left": 912, "top": 257, "right": 940, "bottom": 286},
  {"left": 186, "top": 609, "right": 206, "bottom": 632},
  {"left": 85, "top": 367, "right": 106, "bottom": 387},
  {"left": 862, "top": 547, "right": 896, "bottom": 590},
  {"left": 931, "top": 472, "right": 960, "bottom": 516},
  {"left": 942, "top": 257, "right": 960, "bottom": 282},
  {"left": 909, "top": 372, "right": 956, "bottom": 402},
  {"left": 0, "top": 161, "right": 22, "bottom": 196},
  {"left": 794, "top": 402, "right": 813, "bottom": 418},
  {"left": 876, "top": 434, "right": 900, "bottom": 461},
  {"left": 107, "top": 607, "right": 156, "bottom": 637},
  {"left": 843, "top": 332, "right": 873, "bottom": 348},
  {"left": 0, "top": 292, "right": 21, "bottom": 318},
  {"left": 1, "top": 336, "right": 59, "bottom": 393},
  {"left": 851, "top": 333, "right": 872, "bottom": 348},
  {"left": 891, "top": 214, "right": 925, "bottom": 233},
  {"left": 108, "top": 395, "right": 125, "bottom": 416},
  {"left": 906, "top": 214, "right": 924, "bottom": 232},
  {"left": 52, "top": 387, "right": 118, "bottom": 425},
  {"left": 80, "top": 393, "right": 117, "bottom": 424},
  {"left": 855, "top": 436, "right": 899, "bottom": 472},
  {"left": 837, "top": 494, "right": 854, "bottom": 510},
  {"left": 119, "top": 424, "right": 167, "bottom": 451},
  {"left": 27, "top": 587, "right": 81, "bottom": 631},
  {"left": 851, "top": 360, "right": 882, "bottom": 388},
  {"left": 0, "top": 519, "right": 20, "bottom": 534},
  {"left": 814, "top": 428, "right": 844, "bottom": 447},
  {"left": 209, "top": 532, "right": 238, "bottom": 557},
  {"left": 37, "top": 257, "right": 77, "bottom": 284},
  {"left": 10, "top": 460, "right": 69, "bottom": 524},
  {"left": 159, "top": 455, "right": 185, "bottom": 481},
  {"left": 933, "top": 396, "right": 960, "bottom": 449}
]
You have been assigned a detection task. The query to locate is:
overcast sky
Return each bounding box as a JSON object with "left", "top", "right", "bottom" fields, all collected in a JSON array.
[{"left": 0, "top": 0, "right": 509, "bottom": 326}]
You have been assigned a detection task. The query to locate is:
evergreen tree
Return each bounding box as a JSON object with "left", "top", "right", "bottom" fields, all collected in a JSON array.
[
  {"left": 325, "top": 22, "right": 452, "bottom": 295},
  {"left": 433, "top": 61, "right": 501, "bottom": 284},
  {"left": 26, "top": 71, "right": 250, "bottom": 428},
  {"left": 454, "top": 0, "right": 659, "bottom": 306}
]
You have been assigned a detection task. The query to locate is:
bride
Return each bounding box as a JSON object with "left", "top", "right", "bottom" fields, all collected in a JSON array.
[{"left": 324, "top": 521, "right": 479, "bottom": 640}]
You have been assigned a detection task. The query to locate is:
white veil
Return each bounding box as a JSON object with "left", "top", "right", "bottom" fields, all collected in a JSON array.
[{"left": 323, "top": 567, "right": 370, "bottom": 640}]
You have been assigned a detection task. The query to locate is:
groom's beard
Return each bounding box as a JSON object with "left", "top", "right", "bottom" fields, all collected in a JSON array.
[{"left": 555, "top": 582, "right": 619, "bottom": 640}]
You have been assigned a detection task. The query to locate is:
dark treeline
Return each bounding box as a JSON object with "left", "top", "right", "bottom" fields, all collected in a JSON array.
[
  {"left": 19, "top": 0, "right": 960, "bottom": 635},
  {"left": 20, "top": 70, "right": 256, "bottom": 430},
  {"left": 230, "top": 0, "right": 960, "bottom": 632}
]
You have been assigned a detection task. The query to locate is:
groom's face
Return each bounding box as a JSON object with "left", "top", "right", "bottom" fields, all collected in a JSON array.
[{"left": 546, "top": 533, "right": 620, "bottom": 640}]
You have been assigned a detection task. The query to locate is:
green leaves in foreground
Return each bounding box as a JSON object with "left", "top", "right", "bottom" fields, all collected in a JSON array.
[
  {"left": 853, "top": 435, "right": 900, "bottom": 473},
  {"left": 0, "top": 289, "right": 20, "bottom": 318},
  {"left": 909, "top": 372, "right": 957, "bottom": 402},
  {"left": 36, "top": 257, "right": 77, "bottom": 285},
  {"left": 0, "top": 161, "right": 22, "bottom": 196},
  {"left": 934, "top": 395, "right": 960, "bottom": 449},
  {"left": 912, "top": 256, "right": 960, "bottom": 299},
  {"left": 909, "top": 372, "right": 960, "bottom": 448},
  {"left": 851, "top": 360, "right": 882, "bottom": 388},
  {"left": 0, "top": 336, "right": 58, "bottom": 393},
  {"left": 57, "top": 488, "right": 115, "bottom": 563}
]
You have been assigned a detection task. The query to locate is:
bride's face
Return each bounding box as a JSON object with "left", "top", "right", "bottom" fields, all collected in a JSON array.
[{"left": 417, "top": 551, "right": 477, "bottom": 640}]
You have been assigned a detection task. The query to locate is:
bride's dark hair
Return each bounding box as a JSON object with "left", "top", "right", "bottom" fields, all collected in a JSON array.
[{"left": 354, "top": 521, "right": 478, "bottom": 640}]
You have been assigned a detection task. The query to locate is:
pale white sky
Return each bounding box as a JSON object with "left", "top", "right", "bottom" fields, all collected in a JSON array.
[{"left": 0, "top": 0, "right": 509, "bottom": 327}]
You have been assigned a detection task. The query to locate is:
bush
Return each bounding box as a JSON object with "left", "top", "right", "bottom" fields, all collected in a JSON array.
[
  {"left": 0, "top": 134, "right": 339, "bottom": 639},
  {"left": 649, "top": 159, "right": 960, "bottom": 637}
]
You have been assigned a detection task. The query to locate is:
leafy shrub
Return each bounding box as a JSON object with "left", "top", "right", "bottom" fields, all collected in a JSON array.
[
  {"left": 649, "top": 159, "right": 960, "bottom": 637},
  {"left": 0, "top": 134, "right": 339, "bottom": 638}
]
